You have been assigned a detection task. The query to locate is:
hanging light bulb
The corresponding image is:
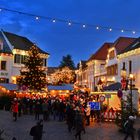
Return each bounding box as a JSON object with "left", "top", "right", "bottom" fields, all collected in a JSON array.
[
  {"left": 68, "top": 22, "right": 72, "bottom": 26},
  {"left": 132, "top": 31, "right": 136, "bottom": 34},
  {"left": 52, "top": 19, "right": 56, "bottom": 23},
  {"left": 35, "top": 16, "right": 39, "bottom": 20},
  {"left": 121, "top": 29, "right": 124, "bottom": 33},
  {"left": 0, "top": 9, "right": 2, "bottom": 12},
  {"left": 82, "top": 24, "right": 86, "bottom": 28},
  {"left": 109, "top": 28, "right": 112, "bottom": 31},
  {"left": 96, "top": 26, "right": 99, "bottom": 30}
]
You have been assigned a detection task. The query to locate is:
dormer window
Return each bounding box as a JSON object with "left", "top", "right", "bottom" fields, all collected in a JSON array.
[{"left": 0, "top": 39, "right": 3, "bottom": 50}]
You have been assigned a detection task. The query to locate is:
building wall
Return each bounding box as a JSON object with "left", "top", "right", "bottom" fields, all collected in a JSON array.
[
  {"left": 118, "top": 52, "right": 140, "bottom": 91},
  {"left": 86, "top": 59, "right": 107, "bottom": 91},
  {"left": 87, "top": 61, "right": 94, "bottom": 91},
  {"left": 0, "top": 31, "right": 49, "bottom": 84},
  {"left": 0, "top": 50, "right": 49, "bottom": 84},
  {"left": 0, "top": 54, "right": 13, "bottom": 83},
  {"left": 106, "top": 47, "right": 119, "bottom": 84}
]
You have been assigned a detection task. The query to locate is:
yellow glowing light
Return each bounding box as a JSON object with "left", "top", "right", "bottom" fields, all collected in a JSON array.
[
  {"left": 112, "top": 77, "right": 115, "bottom": 81},
  {"left": 129, "top": 73, "right": 134, "bottom": 80},
  {"left": 12, "top": 50, "right": 16, "bottom": 54}
]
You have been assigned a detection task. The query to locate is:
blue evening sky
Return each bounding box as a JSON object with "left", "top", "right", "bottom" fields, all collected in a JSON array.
[{"left": 0, "top": 0, "right": 140, "bottom": 66}]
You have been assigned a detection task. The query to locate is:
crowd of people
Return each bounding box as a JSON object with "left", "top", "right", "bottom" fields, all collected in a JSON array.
[
  {"left": 10, "top": 93, "right": 103, "bottom": 140},
  {"left": 10, "top": 92, "right": 139, "bottom": 140}
]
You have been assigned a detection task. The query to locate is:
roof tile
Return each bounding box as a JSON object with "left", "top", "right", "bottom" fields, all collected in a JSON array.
[{"left": 88, "top": 43, "right": 112, "bottom": 61}]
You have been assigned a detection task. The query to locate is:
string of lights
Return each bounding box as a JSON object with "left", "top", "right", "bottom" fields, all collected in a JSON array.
[{"left": 0, "top": 7, "right": 138, "bottom": 34}]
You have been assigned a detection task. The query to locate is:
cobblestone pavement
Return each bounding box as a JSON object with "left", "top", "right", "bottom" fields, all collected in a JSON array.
[{"left": 0, "top": 110, "right": 140, "bottom": 140}]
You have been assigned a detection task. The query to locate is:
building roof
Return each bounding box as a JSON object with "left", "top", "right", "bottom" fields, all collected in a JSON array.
[
  {"left": 0, "top": 32, "right": 12, "bottom": 54},
  {"left": 3, "top": 31, "right": 49, "bottom": 55},
  {"left": 0, "top": 83, "right": 18, "bottom": 91},
  {"left": 112, "top": 37, "right": 136, "bottom": 54},
  {"left": 119, "top": 37, "right": 140, "bottom": 54},
  {"left": 47, "top": 84, "right": 73, "bottom": 91},
  {"left": 88, "top": 43, "right": 112, "bottom": 61}
]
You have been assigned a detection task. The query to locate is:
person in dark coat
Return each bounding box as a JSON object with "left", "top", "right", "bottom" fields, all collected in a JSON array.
[
  {"left": 124, "top": 116, "right": 135, "bottom": 140},
  {"left": 66, "top": 105, "right": 75, "bottom": 132},
  {"left": 137, "top": 128, "right": 140, "bottom": 140},
  {"left": 35, "top": 101, "right": 41, "bottom": 120},
  {"left": 30, "top": 120, "right": 43, "bottom": 140},
  {"left": 42, "top": 101, "right": 49, "bottom": 121},
  {"left": 74, "top": 108, "right": 83, "bottom": 140}
]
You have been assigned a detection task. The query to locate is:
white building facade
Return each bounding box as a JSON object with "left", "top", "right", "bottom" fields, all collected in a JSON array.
[
  {"left": 106, "top": 37, "right": 136, "bottom": 85},
  {"left": 118, "top": 38, "right": 140, "bottom": 91},
  {"left": 0, "top": 30, "right": 49, "bottom": 84}
]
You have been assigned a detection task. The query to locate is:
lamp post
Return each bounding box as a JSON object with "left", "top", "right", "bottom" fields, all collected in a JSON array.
[{"left": 129, "top": 73, "right": 134, "bottom": 114}]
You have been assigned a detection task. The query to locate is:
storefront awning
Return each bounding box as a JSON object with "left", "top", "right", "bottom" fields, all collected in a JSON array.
[
  {"left": 0, "top": 83, "right": 18, "bottom": 91},
  {"left": 47, "top": 84, "right": 73, "bottom": 91}
]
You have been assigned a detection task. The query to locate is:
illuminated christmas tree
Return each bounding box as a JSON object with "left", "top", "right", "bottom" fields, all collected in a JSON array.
[
  {"left": 51, "top": 67, "right": 76, "bottom": 85},
  {"left": 17, "top": 45, "right": 47, "bottom": 92}
]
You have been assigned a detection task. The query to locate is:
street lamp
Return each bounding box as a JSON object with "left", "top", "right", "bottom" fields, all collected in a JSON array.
[{"left": 129, "top": 73, "right": 134, "bottom": 114}]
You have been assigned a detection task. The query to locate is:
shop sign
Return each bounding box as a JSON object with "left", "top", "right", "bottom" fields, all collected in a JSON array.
[
  {"left": 89, "top": 102, "right": 100, "bottom": 110},
  {"left": 0, "top": 72, "right": 8, "bottom": 76}
]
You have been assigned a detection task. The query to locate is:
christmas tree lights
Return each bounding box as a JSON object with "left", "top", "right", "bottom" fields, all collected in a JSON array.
[{"left": 17, "top": 45, "right": 47, "bottom": 92}]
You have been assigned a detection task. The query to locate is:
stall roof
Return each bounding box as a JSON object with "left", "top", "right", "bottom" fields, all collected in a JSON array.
[
  {"left": 47, "top": 85, "right": 73, "bottom": 91},
  {"left": 0, "top": 83, "right": 18, "bottom": 91}
]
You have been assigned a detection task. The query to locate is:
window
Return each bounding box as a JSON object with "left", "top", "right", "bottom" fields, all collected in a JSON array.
[
  {"left": 109, "top": 50, "right": 115, "bottom": 59},
  {"left": 129, "top": 61, "right": 132, "bottom": 74},
  {"left": 0, "top": 78, "right": 9, "bottom": 83},
  {"left": 44, "top": 59, "right": 47, "bottom": 66},
  {"left": 21, "top": 55, "right": 27, "bottom": 64},
  {"left": 14, "top": 54, "right": 21, "bottom": 64},
  {"left": 122, "top": 62, "right": 125, "bottom": 70},
  {"left": 6, "top": 79, "right": 9, "bottom": 83},
  {"left": 21, "top": 55, "right": 24, "bottom": 64},
  {"left": 1, "top": 61, "right": 6, "bottom": 70},
  {"left": 107, "top": 64, "right": 118, "bottom": 75}
]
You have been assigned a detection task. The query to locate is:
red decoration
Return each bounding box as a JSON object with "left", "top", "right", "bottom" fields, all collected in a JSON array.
[{"left": 121, "top": 78, "right": 126, "bottom": 90}]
